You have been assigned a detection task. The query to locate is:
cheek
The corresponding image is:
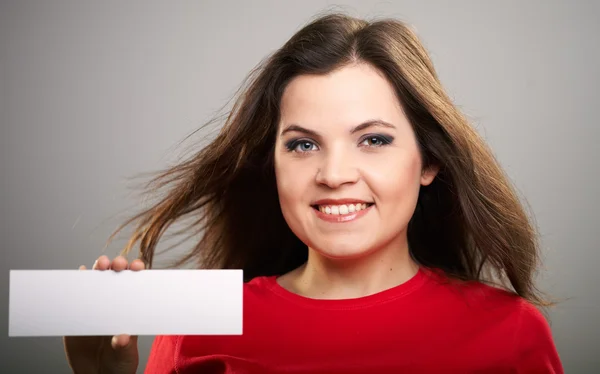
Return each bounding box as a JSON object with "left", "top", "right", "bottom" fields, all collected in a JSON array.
[
  {"left": 274, "top": 157, "right": 315, "bottom": 242},
  {"left": 367, "top": 154, "right": 423, "bottom": 211},
  {"left": 274, "top": 156, "right": 307, "bottom": 211}
]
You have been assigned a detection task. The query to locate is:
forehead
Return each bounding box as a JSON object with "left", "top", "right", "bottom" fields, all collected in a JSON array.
[{"left": 279, "top": 63, "right": 404, "bottom": 129}]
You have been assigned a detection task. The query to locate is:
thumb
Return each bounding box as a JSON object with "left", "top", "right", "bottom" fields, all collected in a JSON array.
[{"left": 111, "top": 334, "right": 138, "bottom": 354}]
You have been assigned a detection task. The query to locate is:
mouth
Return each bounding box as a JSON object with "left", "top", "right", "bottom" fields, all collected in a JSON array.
[
  {"left": 311, "top": 202, "right": 375, "bottom": 215},
  {"left": 310, "top": 199, "right": 375, "bottom": 223}
]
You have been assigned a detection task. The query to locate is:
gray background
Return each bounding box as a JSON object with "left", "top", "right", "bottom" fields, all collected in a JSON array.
[{"left": 1, "top": 0, "right": 598, "bottom": 372}]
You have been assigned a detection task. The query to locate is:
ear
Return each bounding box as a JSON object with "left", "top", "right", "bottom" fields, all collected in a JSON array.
[{"left": 420, "top": 165, "right": 439, "bottom": 186}]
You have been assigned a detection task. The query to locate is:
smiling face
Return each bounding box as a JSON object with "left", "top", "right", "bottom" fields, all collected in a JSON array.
[{"left": 274, "top": 63, "right": 437, "bottom": 260}]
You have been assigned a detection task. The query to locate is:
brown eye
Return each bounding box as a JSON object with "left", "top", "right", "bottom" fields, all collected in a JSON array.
[{"left": 366, "top": 137, "right": 383, "bottom": 146}]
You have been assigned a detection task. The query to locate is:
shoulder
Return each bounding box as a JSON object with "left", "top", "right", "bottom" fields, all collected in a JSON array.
[
  {"left": 513, "top": 299, "right": 552, "bottom": 334},
  {"left": 423, "top": 270, "right": 547, "bottom": 336},
  {"left": 244, "top": 274, "right": 277, "bottom": 291},
  {"left": 144, "top": 276, "right": 279, "bottom": 373},
  {"left": 426, "top": 270, "right": 563, "bottom": 372},
  {"left": 243, "top": 275, "right": 280, "bottom": 303},
  {"left": 511, "top": 300, "right": 564, "bottom": 373},
  {"left": 422, "top": 268, "right": 527, "bottom": 314}
]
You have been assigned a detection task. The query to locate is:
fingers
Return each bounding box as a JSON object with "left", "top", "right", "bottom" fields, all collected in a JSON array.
[
  {"left": 110, "top": 256, "right": 128, "bottom": 271},
  {"left": 129, "top": 259, "right": 146, "bottom": 271},
  {"left": 80, "top": 255, "right": 145, "bottom": 272},
  {"left": 93, "top": 255, "right": 110, "bottom": 270}
]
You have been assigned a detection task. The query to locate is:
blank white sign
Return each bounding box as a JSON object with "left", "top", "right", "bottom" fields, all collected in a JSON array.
[{"left": 8, "top": 269, "right": 243, "bottom": 337}]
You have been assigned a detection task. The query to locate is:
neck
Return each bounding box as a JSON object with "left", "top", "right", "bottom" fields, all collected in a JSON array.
[{"left": 286, "top": 235, "right": 419, "bottom": 300}]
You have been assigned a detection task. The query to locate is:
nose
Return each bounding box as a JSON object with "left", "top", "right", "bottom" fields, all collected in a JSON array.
[{"left": 315, "top": 146, "right": 360, "bottom": 188}]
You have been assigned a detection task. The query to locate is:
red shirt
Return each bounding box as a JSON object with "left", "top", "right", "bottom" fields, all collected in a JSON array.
[{"left": 145, "top": 268, "right": 563, "bottom": 373}]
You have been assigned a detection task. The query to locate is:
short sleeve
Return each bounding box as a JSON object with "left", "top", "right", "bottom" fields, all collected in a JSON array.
[
  {"left": 513, "top": 302, "right": 564, "bottom": 374},
  {"left": 144, "top": 335, "right": 179, "bottom": 374}
]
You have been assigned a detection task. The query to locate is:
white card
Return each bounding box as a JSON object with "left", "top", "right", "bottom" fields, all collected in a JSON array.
[{"left": 8, "top": 269, "right": 243, "bottom": 337}]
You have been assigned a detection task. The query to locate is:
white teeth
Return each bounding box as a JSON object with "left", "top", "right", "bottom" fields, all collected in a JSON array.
[{"left": 317, "top": 203, "right": 371, "bottom": 215}]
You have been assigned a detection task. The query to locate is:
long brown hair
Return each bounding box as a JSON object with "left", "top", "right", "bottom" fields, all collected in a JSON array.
[{"left": 110, "top": 13, "right": 550, "bottom": 307}]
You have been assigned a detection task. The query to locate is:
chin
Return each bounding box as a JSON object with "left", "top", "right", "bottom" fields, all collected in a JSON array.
[{"left": 310, "top": 238, "right": 376, "bottom": 260}]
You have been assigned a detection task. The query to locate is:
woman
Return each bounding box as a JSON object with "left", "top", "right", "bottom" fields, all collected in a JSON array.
[{"left": 63, "top": 13, "right": 563, "bottom": 373}]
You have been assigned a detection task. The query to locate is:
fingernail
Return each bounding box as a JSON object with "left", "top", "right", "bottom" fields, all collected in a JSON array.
[{"left": 111, "top": 336, "right": 118, "bottom": 347}]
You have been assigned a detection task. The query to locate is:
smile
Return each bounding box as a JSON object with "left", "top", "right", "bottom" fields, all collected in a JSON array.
[
  {"left": 317, "top": 203, "right": 371, "bottom": 215},
  {"left": 311, "top": 202, "right": 375, "bottom": 223}
]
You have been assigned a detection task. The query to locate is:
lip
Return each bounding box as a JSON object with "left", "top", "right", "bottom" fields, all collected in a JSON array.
[
  {"left": 313, "top": 203, "right": 374, "bottom": 223},
  {"left": 311, "top": 198, "right": 372, "bottom": 206}
]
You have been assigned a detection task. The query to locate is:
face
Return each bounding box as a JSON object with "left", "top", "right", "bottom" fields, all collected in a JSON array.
[{"left": 274, "top": 63, "right": 437, "bottom": 259}]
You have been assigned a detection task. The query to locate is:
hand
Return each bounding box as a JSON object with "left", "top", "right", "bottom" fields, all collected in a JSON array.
[{"left": 63, "top": 255, "right": 145, "bottom": 374}]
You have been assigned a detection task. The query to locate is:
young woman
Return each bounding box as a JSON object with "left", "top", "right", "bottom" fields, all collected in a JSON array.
[{"left": 63, "top": 13, "right": 563, "bottom": 374}]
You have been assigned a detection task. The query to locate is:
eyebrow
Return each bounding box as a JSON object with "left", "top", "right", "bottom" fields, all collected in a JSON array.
[{"left": 280, "top": 119, "right": 396, "bottom": 137}]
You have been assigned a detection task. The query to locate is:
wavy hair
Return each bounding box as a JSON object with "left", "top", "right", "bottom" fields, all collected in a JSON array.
[{"left": 109, "top": 13, "right": 550, "bottom": 307}]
